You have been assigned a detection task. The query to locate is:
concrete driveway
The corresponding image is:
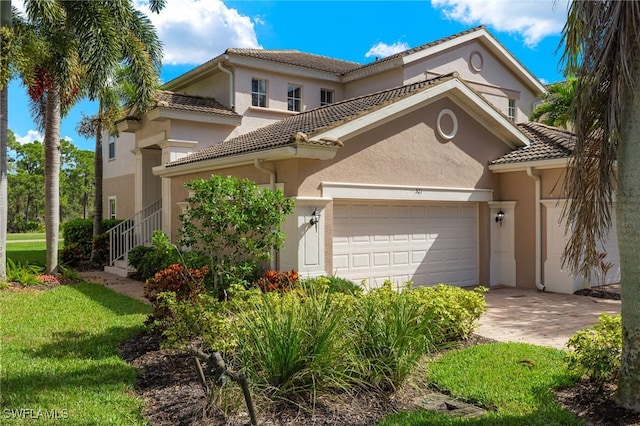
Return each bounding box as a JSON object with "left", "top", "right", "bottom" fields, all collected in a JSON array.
[{"left": 476, "top": 286, "right": 620, "bottom": 349}]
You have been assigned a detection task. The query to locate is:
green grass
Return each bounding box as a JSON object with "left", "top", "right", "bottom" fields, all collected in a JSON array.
[
  {"left": 378, "top": 342, "right": 582, "bottom": 425},
  {"left": 6, "top": 239, "right": 63, "bottom": 267},
  {"left": 0, "top": 283, "right": 152, "bottom": 425},
  {"left": 6, "top": 233, "right": 47, "bottom": 241}
]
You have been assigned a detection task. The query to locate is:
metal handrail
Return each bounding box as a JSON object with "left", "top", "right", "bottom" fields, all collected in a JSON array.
[{"left": 108, "top": 199, "right": 162, "bottom": 266}]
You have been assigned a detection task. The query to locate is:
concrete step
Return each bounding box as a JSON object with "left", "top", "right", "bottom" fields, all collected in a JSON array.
[{"left": 104, "top": 259, "right": 135, "bottom": 278}]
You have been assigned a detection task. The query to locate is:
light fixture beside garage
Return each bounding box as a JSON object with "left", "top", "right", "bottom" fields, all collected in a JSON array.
[
  {"left": 310, "top": 208, "right": 321, "bottom": 227},
  {"left": 495, "top": 209, "right": 505, "bottom": 225}
]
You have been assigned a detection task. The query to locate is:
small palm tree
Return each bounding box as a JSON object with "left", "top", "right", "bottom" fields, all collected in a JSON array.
[{"left": 530, "top": 78, "right": 576, "bottom": 130}]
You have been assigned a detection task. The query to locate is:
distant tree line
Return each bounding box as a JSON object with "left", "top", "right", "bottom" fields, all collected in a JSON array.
[{"left": 7, "top": 129, "right": 93, "bottom": 232}]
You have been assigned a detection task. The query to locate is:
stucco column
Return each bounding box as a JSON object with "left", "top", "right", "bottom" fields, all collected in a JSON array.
[
  {"left": 157, "top": 140, "right": 198, "bottom": 239},
  {"left": 281, "top": 197, "right": 331, "bottom": 276},
  {"left": 132, "top": 148, "right": 144, "bottom": 214},
  {"left": 489, "top": 201, "right": 517, "bottom": 286}
]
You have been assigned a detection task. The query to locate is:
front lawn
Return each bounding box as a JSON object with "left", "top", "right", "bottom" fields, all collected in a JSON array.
[
  {"left": 0, "top": 283, "right": 151, "bottom": 425},
  {"left": 378, "top": 342, "right": 581, "bottom": 425}
]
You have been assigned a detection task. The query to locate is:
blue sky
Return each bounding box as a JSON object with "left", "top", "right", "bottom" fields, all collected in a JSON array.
[{"left": 8, "top": 0, "right": 569, "bottom": 150}]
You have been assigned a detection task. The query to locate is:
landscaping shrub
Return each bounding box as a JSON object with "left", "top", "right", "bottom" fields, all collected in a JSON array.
[
  {"left": 254, "top": 269, "right": 299, "bottom": 292},
  {"left": 179, "top": 175, "right": 294, "bottom": 296},
  {"left": 408, "top": 284, "right": 488, "bottom": 342},
  {"left": 303, "top": 275, "right": 363, "bottom": 295},
  {"left": 567, "top": 313, "right": 622, "bottom": 384},
  {"left": 144, "top": 264, "right": 208, "bottom": 319},
  {"left": 6, "top": 258, "right": 42, "bottom": 286},
  {"left": 60, "top": 242, "right": 84, "bottom": 266},
  {"left": 62, "top": 218, "right": 121, "bottom": 259},
  {"left": 128, "top": 231, "right": 181, "bottom": 281}
]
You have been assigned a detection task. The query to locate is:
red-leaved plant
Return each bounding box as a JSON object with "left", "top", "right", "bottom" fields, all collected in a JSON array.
[
  {"left": 144, "top": 264, "right": 208, "bottom": 304},
  {"left": 254, "top": 269, "right": 299, "bottom": 293}
]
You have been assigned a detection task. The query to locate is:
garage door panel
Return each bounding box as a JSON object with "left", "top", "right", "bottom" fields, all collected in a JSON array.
[{"left": 333, "top": 201, "right": 477, "bottom": 287}]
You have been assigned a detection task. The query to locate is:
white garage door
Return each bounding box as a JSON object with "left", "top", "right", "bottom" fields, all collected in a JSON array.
[{"left": 333, "top": 202, "right": 478, "bottom": 287}]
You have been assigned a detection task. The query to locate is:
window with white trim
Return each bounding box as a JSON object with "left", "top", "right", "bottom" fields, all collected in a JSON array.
[
  {"left": 288, "top": 84, "right": 302, "bottom": 112},
  {"left": 108, "top": 197, "right": 117, "bottom": 219},
  {"left": 320, "top": 89, "right": 334, "bottom": 106},
  {"left": 251, "top": 78, "right": 267, "bottom": 107},
  {"left": 508, "top": 99, "right": 516, "bottom": 122},
  {"left": 108, "top": 135, "right": 116, "bottom": 159}
]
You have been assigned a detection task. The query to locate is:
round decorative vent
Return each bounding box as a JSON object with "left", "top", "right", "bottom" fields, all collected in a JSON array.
[
  {"left": 437, "top": 109, "right": 458, "bottom": 140},
  {"left": 470, "top": 51, "right": 483, "bottom": 72}
]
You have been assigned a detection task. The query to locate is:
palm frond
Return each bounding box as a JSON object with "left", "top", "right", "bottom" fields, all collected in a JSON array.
[{"left": 560, "top": 1, "right": 640, "bottom": 277}]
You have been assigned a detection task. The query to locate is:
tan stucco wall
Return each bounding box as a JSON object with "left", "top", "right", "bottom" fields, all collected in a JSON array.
[
  {"left": 404, "top": 39, "right": 540, "bottom": 120},
  {"left": 495, "top": 167, "right": 568, "bottom": 289},
  {"left": 496, "top": 171, "right": 536, "bottom": 288},
  {"left": 344, "top": 68, "right": 404, "bottom": 99},
  {"left": 103, "top": 174, "right": 136, "bottom": 219},
  {"left": 294, "top": 98, "right": 512, "bottom": 196}
]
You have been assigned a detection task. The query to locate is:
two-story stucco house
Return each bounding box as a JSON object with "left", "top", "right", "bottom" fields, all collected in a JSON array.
[{"left": 103, "top": 26, "right": 619, "bottom": 294}]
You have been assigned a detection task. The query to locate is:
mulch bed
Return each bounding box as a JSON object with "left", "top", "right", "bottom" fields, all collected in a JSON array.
[
  {"left": 574, "top": 288, "right": 621, "bottom": 300},
  {"left": 119, "top": 333, "right": 494, "bottom": 426}
]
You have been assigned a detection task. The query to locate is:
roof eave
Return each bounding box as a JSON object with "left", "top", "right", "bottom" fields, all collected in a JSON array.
[
  {"left": 153, "top": 144, "right": 339, "bottom": 178},
  {"left": 147, "top": 107, "right": 242, "bottom": 127},
  {"left": 489, "top": 158, "right": 569, "bottom": 173}
]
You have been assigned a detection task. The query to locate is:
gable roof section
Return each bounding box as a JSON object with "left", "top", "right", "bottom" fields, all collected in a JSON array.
[
  {"left": 343, "top": 26, "right": 546, "bottom": 95},
  {"left": 157, "top": 74, "right": 528, "bottom": 176},
  {"left": 489, "top": 122, "right": 575, "bottom": 170},
  {"left": 225, "top": 48, "right": 361, "bottom": 74}
]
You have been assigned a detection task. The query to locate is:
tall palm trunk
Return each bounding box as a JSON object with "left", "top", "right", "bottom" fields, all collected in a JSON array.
[
  {"left": 44, "top": 84, "right": 61, "bottom": 274},
  {"left": 616, "top": 55, "right": 640, "bottom": 410},
  {"left": 0, "top": 86, "right": 7, "bottom": 282},
  {"left": 90, "top": 118, "right": 103, "bottom": 264},
  {"left": 0, "top": 0, "right": 11, "bottom": 282}
]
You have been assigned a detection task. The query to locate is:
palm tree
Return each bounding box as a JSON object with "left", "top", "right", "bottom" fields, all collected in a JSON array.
[
  {"left": 530, "top": 78, "right": 576, "bottom": 130},
  {"left": 15, "top": 0, "right": 162, "bottom": 274},
  {"left": 0, "top": 0, "right": 10, "bottom": 282},
  {"left": 561, "top": 1, "right": 640, "bottom": 410}
]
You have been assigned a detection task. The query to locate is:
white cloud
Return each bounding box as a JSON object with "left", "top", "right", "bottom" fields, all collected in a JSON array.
[
  {"left": 15, "top": 130, "right": 43, "bottom": 145},
  {"left": 430, "top": 0, "right": 569, "bottom": 47},
  {"left": 365, "top": 41, "right": 411, "bottom": 59},
  {"left": 137, "top": 0, "right": 261, "bottom": 65}
]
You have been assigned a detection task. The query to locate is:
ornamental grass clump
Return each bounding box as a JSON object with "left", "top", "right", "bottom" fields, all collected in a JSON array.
[
  {"left": 349, "top": 281, "right": 439, "bottom": 390},
  {"left": 233, "top": 284, "right": 353, "bottom": 399}
]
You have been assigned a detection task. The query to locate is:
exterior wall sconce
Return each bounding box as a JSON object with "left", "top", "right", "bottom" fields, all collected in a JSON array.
[
  {"left": 495, "top": 209, "right": 505, "bottom": 225},
  {"left": 310, "top": 208, "right": 321, "bottom": 226}
]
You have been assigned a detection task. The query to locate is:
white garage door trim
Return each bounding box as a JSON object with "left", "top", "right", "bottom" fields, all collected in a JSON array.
[
  {"left": 322, "top": 182, "right": 493, "bottom": 202},
  {"left": 333, "top": 201, "right": 478, "bottom": 288}
]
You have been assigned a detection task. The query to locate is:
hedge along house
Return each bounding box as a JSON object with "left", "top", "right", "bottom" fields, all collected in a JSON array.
[{"left": 106, "top": 26, "right": 619, "bottom": 293}]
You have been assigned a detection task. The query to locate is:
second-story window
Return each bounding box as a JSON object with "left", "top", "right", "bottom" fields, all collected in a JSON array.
[
  {"left": 508, "top": 99, "right": 516, "bottom": 122},
  {"left": 320, "top": 89, "right": 334, "bottom": 106},
  {"left": 252, "top": 78, "right": 267, "bottom": 107},
  {"left": 108, "top": 135, "right": 116, "bottom": 159},
  {"left": 288, "top": 84, "right": 302, "bottom": 112}
]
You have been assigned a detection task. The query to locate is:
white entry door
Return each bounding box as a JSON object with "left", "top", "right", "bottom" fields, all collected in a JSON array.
[{"left": 332, "top": 202, "right": 478, "bottom": 287}]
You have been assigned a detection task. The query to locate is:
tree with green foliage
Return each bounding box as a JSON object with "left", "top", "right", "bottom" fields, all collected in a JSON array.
[
  {"left": 561, "top": 0, "right": 640, "bottom": 410},
  {"left": 530, "top": 78, "right": 576, "bottom": 129},
  {"left": 60, "top": 139, "right": 94, "bottom": 221},
  {"left": 8, "top": 1, "right": 163, "bottom": 274},
  {"left": 7, "top": 132, "right": 44, "bottom": 230},
  {"left": 179, "top": 175, "right": 295, "bottom": 294}
]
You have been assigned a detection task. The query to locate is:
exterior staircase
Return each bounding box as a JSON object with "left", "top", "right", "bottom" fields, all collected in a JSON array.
[{"left": 105, "top": 199, "right": 162, "bottom": 277}]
